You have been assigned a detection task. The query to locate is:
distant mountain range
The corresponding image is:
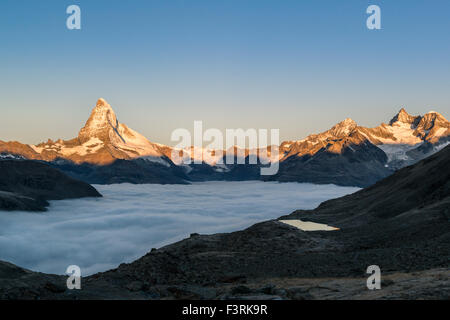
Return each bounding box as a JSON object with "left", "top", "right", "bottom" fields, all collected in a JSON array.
[{"left": 1, "top": 98, "right": 449, "bottom": 187}]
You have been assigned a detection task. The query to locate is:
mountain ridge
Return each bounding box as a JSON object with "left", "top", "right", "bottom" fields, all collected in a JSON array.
[{"left": 1, "top": 99, "right": 449, "bottom": 187}]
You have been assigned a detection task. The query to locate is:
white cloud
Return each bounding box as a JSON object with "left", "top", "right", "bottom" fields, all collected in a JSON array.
[{"left": 0, "top": 181, "right": 358, "bottom": 275}]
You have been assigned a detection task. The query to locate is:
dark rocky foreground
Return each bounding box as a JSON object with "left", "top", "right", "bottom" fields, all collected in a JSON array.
[
  {"left": 0, "top": 160, "right": 101, "bottom": 211},
  {"left": 0, "top": 260, "right": 448, "bottom": 300},
  {"left": 0, "top": 146, "right": 449, "bottom": 299}
]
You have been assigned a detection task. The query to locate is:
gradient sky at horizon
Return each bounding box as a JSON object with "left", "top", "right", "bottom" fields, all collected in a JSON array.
[{"left": 1, "top": 0, "right": 449, "bottom": 146}]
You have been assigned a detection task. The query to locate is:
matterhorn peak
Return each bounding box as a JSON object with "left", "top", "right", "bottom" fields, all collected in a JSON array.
[
  {"left": 93, "top": 98, "right": 114, "bottom": 114},
  {"left": 75, "top": 98, "right": 163, "bottom": 160},
  {"left": 96, "top": 98, "right": 111, "bottom": 108},
  {"left": 78, "top": 98, "right": 119, "bottom": 143}
]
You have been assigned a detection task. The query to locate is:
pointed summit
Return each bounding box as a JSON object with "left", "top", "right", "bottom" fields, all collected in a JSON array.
[
  {"left": 328, "top": 118, "right": 357, "bottom": 137},
  {"left": 389, "top": 108, "right": 421, "bottom": 126},
  {"left": 77, "top": 98, "right": 163, "bottom": 159},
  {"left": 96, "top": 98, "right": 109, "bottom": 107},
  {"left": 414, "top": 110, "right": 450, "bottom": 136},
  {"left": 78, "top": 98, "right": 118, "bottom": 144}
]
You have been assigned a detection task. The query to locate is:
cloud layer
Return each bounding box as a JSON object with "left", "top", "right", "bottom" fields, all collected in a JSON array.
[{"left": 0, "top": 181, "right": 358, "bottom": 275}]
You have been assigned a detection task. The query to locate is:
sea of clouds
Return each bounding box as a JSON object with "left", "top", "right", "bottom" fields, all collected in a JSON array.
[{"left": 0, "top": 181, "right": 358, "bottom": 275}]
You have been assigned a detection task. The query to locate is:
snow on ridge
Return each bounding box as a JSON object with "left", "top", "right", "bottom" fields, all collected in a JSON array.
[
  {"left": 0, "top": 153, "right": 24, "bottom": 160},
  {"left": 112, "top": 124, "right": 162, "bottom": 158},
  {"left": 140, "top": 155, "right": 171, "bottom": 167},
  {"left": 35, "top": 137, "right": 105, "bottom": 157}
]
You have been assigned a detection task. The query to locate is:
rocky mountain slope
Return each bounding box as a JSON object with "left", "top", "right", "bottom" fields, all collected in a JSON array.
[
  {"left": 279, "top": 109, "right": 449, "bottom": 166},
  {"left": 0, "top": 160, "right": 102, "bottom": 211},
  {"left": 1, "top": 99, "right": 448, "bottom": 187},
  {"left": 1, "top": 145, "right": 448, "bottom": 299},
  {"left": 265, "top": 120, "right": 390, "bottom": 186},
  {"left": 0, "top": 99, "right": 188, "bottom": 184},
  {"left": 264, "top": 109, "right": 449, "bottom": 186},
  {"left": 9, "top": 98, "right": 167, "bottom": 166},
  {"left": 357, "top": 108, "right": 450, "bottom": 168}
]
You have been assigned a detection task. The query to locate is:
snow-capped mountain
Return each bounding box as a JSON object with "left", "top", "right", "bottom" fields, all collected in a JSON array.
[
  {"left": 0, "top": 153, "right": 25, "bottom": 160},
  {"left": 266, "top": 118, "right": 390, "bottom": 187},
  {"left": 30, "top": 98, "right": 169, "bottom": 166},
  {"left": 277, "top": 108, "right": 450, "bottom": 171},
  {"left": 0, "top": 98, "right": 448, "bottom": 187},
  {"left": 356, "top": 109, "right": 450, "bottom": 168},
  {"left": 0, "top": 99, "right": 187, "bottom": 184},
  {"left": 278, "top": 118, "right": 361, "bottom": 160}
]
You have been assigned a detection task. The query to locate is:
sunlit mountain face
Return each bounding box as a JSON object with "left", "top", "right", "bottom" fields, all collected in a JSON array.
[{"left": 0, "top": 99, "right": 449, "bottom": 187}]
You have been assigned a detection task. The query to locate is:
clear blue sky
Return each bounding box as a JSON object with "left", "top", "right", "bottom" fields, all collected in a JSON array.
[{"left": 1, "top": 0, "right": 449, "bottom": 145}]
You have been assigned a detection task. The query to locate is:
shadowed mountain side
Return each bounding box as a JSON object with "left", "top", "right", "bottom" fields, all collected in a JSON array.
[
  {"left": 0, "top": 160, "right": 102, "bottom": 211},
  {"left": 49, "top": 157, "right": 189, "bottom": 185},
  {"left": 184, "top": 154, "right": 270, "bottom": 182},
  {"left": 0, "top": 191, "right": 48, "bottom": 212},
  {"left": 265, "top": 133, "right": 390, "bottom": 187},
  {"left": 285, "top": 143, "right": 450, "bottom": 226}
]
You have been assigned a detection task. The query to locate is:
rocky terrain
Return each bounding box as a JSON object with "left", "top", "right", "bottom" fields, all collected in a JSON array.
[
  {"left": 0, "top": 160, "right": 101, "bottom": 211},
  {"left": 0, "top": 260, "right": 447, "bottom": 300},
  {"left": 0, "top": 145, "right": 448, "bottom": 299},
  {"left": 1, "top": 99, "right": 448, "bottom": 187},
  {"left": 265, "top": 128, "right": 390, "bottom": 186},
  {"left": 265, "top": 109, "right": 449, "bottom": 186}
]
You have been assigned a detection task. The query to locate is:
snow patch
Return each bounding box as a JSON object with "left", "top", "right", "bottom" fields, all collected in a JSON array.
[
  {"left": 378, "top": 143, "right": 421, "bottom": 162},
  {"left": 0, "top": 154, "right": 24, "bottom": 160},
  {"left": 141, "top": 156, "right": 171, "bottom": 167}
]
